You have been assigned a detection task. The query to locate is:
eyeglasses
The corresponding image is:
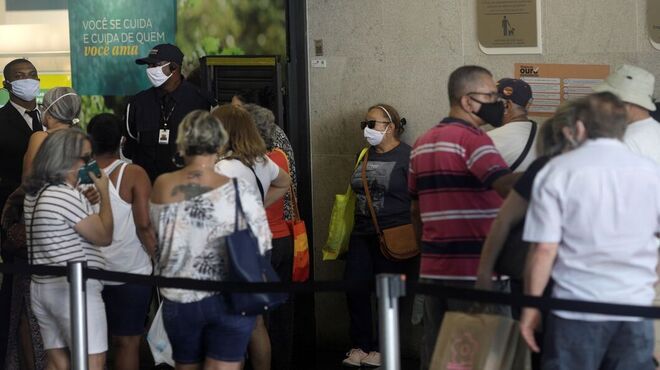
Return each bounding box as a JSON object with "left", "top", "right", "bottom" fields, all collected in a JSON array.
[
  {"left": 79, "top": 154, "right": 92, "bottom": 164},
  {"left": 467, "top": 92, "right": 502, "bottom": 103},
  {"left": 360, "top": 120, "right": 391, "bottom": 130}
]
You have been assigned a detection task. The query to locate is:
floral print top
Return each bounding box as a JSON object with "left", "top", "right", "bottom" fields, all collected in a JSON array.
[{"left": 149, "top": 178, "right": 272, "bottom": 303}]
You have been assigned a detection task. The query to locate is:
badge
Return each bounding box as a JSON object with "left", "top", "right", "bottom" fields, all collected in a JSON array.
[{"left": 158, "top": 129, "right": 170, "bottom": 144}]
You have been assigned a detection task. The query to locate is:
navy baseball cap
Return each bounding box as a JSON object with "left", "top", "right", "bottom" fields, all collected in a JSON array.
[
  {"left": 135, "top": 44, "right": 184, "bottom": 65},
  {"left": 497, "top": 78, "right": 533, "bottom": 107}
]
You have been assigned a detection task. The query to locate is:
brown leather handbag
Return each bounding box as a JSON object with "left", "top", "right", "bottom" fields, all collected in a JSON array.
[{"left": 360, "top": 150, "right": 419, "bottom": 260}]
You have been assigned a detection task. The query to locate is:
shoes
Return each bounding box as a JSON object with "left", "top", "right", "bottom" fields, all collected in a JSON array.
[
  {"left": 342, "top": 349, "right": 382, "bottom": 367},
  {"left": 342, "top": 348, "right": 368, "bottom": 367},
  {"left": 361, "top": 351, "right": 381, "bottom": 367}
]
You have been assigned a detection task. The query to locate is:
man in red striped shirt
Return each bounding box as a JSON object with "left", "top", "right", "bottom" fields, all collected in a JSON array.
[{"left": 410, "top": 65, "right": 518, "bottom": 370}]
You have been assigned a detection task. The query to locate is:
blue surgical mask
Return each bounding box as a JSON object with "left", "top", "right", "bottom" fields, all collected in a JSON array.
[{"left": 9, "top": 78, "right": 40, "bottom": 102}]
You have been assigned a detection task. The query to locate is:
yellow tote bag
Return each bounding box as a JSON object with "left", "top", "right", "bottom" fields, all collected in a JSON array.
[{"left": 322, "top": 148, "right": 369, "bottom": 260}]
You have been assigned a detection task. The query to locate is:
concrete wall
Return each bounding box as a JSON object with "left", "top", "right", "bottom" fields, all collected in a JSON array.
[{"left": 306, "top": 0, "right": 660, "bottom": 355}]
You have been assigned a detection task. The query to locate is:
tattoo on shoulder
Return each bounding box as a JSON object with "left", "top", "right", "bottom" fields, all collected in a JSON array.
[{"left": 171, "top": 183, "right": 213, "bottom": 200}]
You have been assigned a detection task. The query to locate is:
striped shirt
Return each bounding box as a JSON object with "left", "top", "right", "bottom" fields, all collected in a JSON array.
[
  {"left": 24, "top": 184, "right": 103, "bottom": 283},
  {"left": 409, "top": 118, "right": 509, "bottom": 279}
]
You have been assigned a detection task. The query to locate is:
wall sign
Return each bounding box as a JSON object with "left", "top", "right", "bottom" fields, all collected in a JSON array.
[
  {"left": 68, "top": 0, "right": 176, "bottom": 96},
  {"left": 477, "top": 0, "right": 542, "bottom": 54},
  {"left": 514, "top": 63, "right": 610, "bottom": 117},
  {"left": 649, "top": 0, "right": 660, "bottom": 50}
]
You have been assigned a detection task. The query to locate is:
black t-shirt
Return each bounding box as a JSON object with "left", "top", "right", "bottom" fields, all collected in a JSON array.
[
  {"left": 350, "top": 143, "right": 412, "bottom": 234},
  {"left": 513, "top": 155, "right": 551, "bottom": 201},
  {"left": 124, "top": 80, "right": 215, "bottom": 181}
]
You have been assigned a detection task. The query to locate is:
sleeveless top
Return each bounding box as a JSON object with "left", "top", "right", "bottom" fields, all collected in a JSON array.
[{"left": 101, "top": 160, "right": 152, "bottom": 285}]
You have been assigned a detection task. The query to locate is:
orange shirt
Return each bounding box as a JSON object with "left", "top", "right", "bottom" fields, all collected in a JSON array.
[{"left": 266, "top": 149, "right": 291, "bottom": 238}]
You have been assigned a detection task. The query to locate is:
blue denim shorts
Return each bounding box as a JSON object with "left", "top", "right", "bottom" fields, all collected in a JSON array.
[
  {"left": 162, "top": 294, "right": 256, "bottom": 363},
  {"left": 102, "top": 283, "right": 152, "bottom": 336}
]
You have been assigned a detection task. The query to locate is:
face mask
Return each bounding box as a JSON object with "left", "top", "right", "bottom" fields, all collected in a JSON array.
[
  {"left": 146, "top": 63, "right": 172, "bottom": 87},
  {"left": 364, "top": 126, "right": 387, "bottom": 146},
  {"left": 471, "top": 99, "right": 505, "bottom": 127},
  {"left": 8, "top": 78, "right": 40, "bottom": 102}
]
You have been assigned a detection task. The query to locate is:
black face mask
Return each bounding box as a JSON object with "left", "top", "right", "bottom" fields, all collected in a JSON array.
[{"left": 470, "top": 97, "right": 504, "bottom": 127}]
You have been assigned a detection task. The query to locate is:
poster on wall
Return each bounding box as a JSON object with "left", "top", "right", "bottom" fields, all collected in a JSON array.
[
  {"left": 477, "top": 0, "right": 542, "bottom": 54},
  {"left": 649, "top": 0, "right": 660, "bottom": 50},
  {"left": 514, "top": 63, "right": 610, "bottom": 117},
  {"left": 68, "top": 0, "right": 176, "bottom": 96}
]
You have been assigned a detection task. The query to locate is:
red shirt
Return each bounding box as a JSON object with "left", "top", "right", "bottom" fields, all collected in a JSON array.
[
  {"left": 409, "top": 118, "right": 509, "bottom": 279},
  {"left": 266, "top": 149, "right": 291, "bottom": 238}
]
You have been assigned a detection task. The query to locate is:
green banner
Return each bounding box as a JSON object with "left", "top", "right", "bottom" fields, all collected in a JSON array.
[{"left": 68, "top": 0, "right": 176, "bottom": 96}]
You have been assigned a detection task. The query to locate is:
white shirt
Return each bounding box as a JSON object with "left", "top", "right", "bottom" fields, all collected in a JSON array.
[
  {"left": 215, "top": 156, "right": 280, "bottom": 202},
  {"left": 101, "top": 160, "right": 152, "bottom": 284},
  {"left": 624, "top": 117, "right": 660, "bottom": 165},
  {"left": 487, "top": 120, "right": 537, "bottom": 172},
  {"left": 10, "top": 100, "right": 40, "bottom": 131},
  {"left": 524, "top": 139, "right": 660, "bottom": 321}
]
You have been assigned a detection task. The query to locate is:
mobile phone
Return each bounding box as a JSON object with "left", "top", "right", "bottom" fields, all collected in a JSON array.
[{"left": 78, "top": 160, "right": 102, "bottom": 184}]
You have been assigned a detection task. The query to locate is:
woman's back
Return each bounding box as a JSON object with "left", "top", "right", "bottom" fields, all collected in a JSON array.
[{"left": 150, "top": 170, "right": 271, "bottom": 303}]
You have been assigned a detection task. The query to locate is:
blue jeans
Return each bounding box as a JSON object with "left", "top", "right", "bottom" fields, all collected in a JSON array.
[{"left": 543, "top": 314, "right": 654, "bottom": 370}]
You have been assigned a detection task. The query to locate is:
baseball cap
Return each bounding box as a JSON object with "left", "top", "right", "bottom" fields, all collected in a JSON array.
[
  {"left": 135, "top": 44, "right": 184, "bottom": 66},
  {"left": 593, "top": 64, "right": 656, "bottom": 112},
  {"left": 497, "top": 78, "right": 533, "bottom": 107}
]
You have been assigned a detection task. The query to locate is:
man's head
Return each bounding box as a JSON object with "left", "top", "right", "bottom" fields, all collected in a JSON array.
[
  {"left": 136, "top": 44, "right": 184, "bottom": 88},
  {"left": 447, "top": 65, "right": 504, "bottom": 127},
  {"left": 593, "top": 64, "right": 655, "bottom": 123},
  {"left": 573, "top": 92, "right": 627, "bottom": 142},
  {"left": 497, "top": 78, "right": 532, "bottom": 124},
  {"left": 3, "top": 58, "right": 39, "bottom": 103}
]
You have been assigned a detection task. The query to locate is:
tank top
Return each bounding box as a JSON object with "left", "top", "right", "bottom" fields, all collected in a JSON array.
[{"left": 102, "top": 160, "right": 152, "bottom": 284}]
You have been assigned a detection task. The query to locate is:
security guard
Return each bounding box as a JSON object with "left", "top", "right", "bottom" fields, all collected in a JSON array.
[{"left": 124, "top": 43, "right": 214, "bottom": 181}]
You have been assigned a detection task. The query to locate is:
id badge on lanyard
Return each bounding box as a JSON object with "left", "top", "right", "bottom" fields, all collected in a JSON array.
[{"left": 159, "top": 101, "right": 176, "bottom": 145}]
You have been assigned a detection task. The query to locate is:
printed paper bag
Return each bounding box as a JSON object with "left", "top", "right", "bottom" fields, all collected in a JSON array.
[{"left": 430, "top": 312, "right": 519, "bottom": 370}]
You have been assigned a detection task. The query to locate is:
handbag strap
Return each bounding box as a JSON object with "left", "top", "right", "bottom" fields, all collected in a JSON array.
[
  {"left": 247, "top": 165, "right": 265, "bottom": 203},
  {"left": 233, "top": 178, "right": 243, "bottom": 232},
  {"left": 28, "top": 184, "right": 52, "bottom": 265},
  {"left": 359, "top": 150, "right": 383, "bottom": 237},
  {"left": 509, "top": 120, "right": 538, "bottom": 172}
]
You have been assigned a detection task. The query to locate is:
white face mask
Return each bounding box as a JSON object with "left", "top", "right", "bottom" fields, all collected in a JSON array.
[
  {"left": 146, "top": 63, "right": 172, "bottom": 87},
  {"left": 8, "top": 78, "right": 40, "bottom": 101},
  {"left": 364, "top": 126, "right": 387, "bottom": 146}
]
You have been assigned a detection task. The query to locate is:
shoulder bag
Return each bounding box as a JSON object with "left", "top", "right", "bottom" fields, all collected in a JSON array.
[
  {"left": 360, "top": 150, "right": 419, "bottom": 260},
  {"left": 226, "top": 178, "right": 287, "bottom": 315}
]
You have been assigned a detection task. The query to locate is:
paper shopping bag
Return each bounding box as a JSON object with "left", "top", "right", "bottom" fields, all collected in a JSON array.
[{"left": 430, "top": 312, "right": 528, "bottom": 370}]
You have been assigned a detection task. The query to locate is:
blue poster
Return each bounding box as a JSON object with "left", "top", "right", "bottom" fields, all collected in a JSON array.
[{"left": 68, "top": 0, "right": 176, "bottom": 96}]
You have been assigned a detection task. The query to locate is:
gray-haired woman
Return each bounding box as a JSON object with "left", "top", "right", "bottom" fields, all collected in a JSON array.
[
  {"left": 23, "top": 87, "right": 82, "bottom": 178},
  {"left": 24, "top": 128, "right": 113, "bottom": 370}
]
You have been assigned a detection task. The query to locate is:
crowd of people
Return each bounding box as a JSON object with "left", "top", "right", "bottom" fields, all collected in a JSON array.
[{"left": 0, "top": 41, "right": 659, "bottom": 370}]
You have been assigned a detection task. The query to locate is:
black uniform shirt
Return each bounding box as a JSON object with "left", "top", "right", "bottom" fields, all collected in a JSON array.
[{"left": 124, "top": 80, "right": 214, "bottom": 181}]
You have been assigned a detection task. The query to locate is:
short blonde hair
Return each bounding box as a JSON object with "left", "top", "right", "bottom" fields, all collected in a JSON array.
[{"left": 176, "top": 110, "right": 227, "bottom": 156}]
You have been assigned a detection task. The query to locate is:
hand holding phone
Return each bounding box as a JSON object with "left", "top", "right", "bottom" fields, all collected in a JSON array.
[{"left": 77, "top": 160, "right": 102, "bottom": 185}]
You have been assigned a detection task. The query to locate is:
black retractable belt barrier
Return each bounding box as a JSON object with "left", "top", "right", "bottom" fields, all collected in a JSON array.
[{"left": 3, "top": 263, "right": 660, "bottom": 319}]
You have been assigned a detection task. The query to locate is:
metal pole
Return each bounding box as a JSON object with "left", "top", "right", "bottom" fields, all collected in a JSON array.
[
  {"left": 377, "top": 273, "right": 406, "bottom": 370},
  {"left": 68, "top": 261, "right": 88, "bottom": 370}
]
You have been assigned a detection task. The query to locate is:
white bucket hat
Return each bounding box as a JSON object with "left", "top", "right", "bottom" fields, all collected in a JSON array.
[{"left": 593, "top": 64, "right": 656, "bottom": 111}]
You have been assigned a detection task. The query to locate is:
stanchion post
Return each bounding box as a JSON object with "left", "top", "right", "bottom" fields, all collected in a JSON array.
[
  {"left": 377, "top": 273, "right": 406, "bottom": 370},
  {"left": 68, "top": 261, "right": 88, "bottom": 370}
]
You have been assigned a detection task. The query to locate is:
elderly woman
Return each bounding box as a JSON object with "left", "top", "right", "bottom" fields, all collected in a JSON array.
[
  {"left": 150, "top": 110, "right": 271, "bottom": 370},
  {"left": 243, "top": 103, "right": 297, "bottom": 370},
  {"left": 23, "top": 87, "right": 81, "bottom": 178},
  {"left": 24, "top": 128, "right": 113, "bottom": 370}
]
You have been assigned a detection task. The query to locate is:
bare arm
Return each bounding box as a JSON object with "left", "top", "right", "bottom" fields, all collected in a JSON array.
[
  {"left": 491, "top": 172, "right": 522, "bottom": 198},
  {"left": 128, "top": 166, "right": 157, "bottom": 258},
  {"left": 520, "top": 241, "right": 558, "bottom": 352},
  {"left": 411, "top": 199, "right": 422, "bottom": 247},
  {"left": 74, "top": 170, "right": 113, "bottom": 246},
  {"left": 22, "top": 132, "right": 47, "bottom": 180},
  {"left": 475, "top": 191, "right": 529, "bottom": 290},
  {"left": 263, "top": 168, "right": 291, "bottom": 208}
]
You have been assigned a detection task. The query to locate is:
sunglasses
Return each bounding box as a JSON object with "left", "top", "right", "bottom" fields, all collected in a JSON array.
[
  {"left": 79, "top": 154, "right": 92, "bottom": 165},
  {"left": 360, "top": 120, "right": 391, "bottom": 130}
]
